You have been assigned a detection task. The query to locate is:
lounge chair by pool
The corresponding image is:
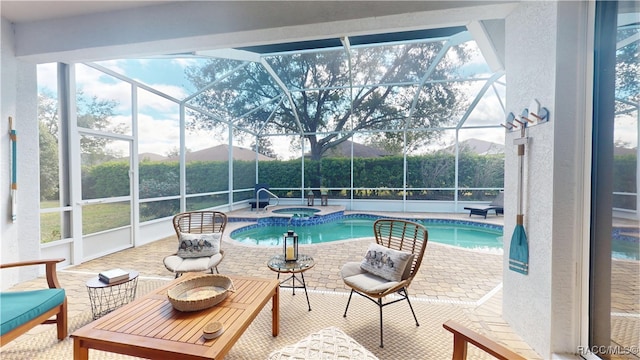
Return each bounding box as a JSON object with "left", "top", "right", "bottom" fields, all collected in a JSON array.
[{"left": 464, "top": 192, "right": 504, "bottom": 218}]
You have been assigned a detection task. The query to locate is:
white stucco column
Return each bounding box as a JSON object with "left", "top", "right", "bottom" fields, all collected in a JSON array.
[
  {"left": 503, "top": 1, "right": 591, "bottom": 357},
  {"left": 1, "top": 17, "right": 42, "bottom": 289}
]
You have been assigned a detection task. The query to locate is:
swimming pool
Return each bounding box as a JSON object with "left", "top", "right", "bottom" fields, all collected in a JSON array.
[
  {"left": 231, "top": 215, "right": 504, "bottom": 252},
  {"left": 271, "top": 207, "right": 321, "bottom": 217},
  {"left": 230, "top": 212, "right": 639, "bottom": 259}
]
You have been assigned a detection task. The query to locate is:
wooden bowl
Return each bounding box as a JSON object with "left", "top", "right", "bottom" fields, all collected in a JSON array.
[{"left": 167, "top": 274, "right": 234, "bottom": 312}]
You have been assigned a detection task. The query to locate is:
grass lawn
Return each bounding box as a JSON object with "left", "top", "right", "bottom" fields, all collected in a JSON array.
[
  {"left": 39, "top": 197, "right": 224, "bottom": 243},
  {"left": 40, "top": 201, "right": 130, "bottom": 243}
]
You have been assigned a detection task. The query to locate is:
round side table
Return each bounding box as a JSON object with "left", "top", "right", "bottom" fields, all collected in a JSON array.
[
  {"left": 86, "top": 271, "right": 139, "bottom": 319},
  {"left": 267, "top": 254, "right": 315, "bottom": 311}
]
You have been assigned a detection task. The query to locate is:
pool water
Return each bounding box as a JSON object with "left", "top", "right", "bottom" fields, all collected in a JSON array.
[
  {"left": 612, "top": 239, "right": 640, "bottom": 260},
  {"left": 231, "top": 215, "right": 639, "bottom": 259},
  {"left": 232, "top": 218, "right": 503, "bottom": 251}
]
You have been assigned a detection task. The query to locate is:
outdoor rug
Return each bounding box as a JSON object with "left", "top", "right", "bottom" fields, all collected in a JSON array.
[{"left": 1, "top": 280, "right": 504, "bottom": 360}]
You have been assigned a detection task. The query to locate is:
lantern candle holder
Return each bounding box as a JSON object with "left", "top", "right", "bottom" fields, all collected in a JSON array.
[
  {"left": 307, "top": 190, "right": 315, "bottom": 206},
  {"left": 283, "top": 230, "right": 299, "bottom": 262},
  {"left": 320, "top": 188, "right": 328, "bottom": 206}
]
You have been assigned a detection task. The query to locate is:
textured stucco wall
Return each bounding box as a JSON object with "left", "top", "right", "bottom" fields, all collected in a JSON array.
[
  {"left": 1, "top": 17, "right": 42, "bottom": 290},
  {"left": 1, "top": 17, "right": 23, "bottom": 288},
  {"left": 503, "top": 0, "right": 556, "bottom": 354},
  {"left": 503, "top": 1, "right": 589, "bottom": 356}
]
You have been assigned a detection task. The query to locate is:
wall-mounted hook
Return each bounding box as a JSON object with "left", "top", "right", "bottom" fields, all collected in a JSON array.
[
  {"left": 504, "top": 100, "right": 549, "bottom": 135},
  {"left": 530, "top": 107, "right": 550, "bottom": 123},
  {"left": 502, "top": 112, "right": 517, "bottom": 130},
  {"left": 530, "top": 112, "right": 543, "bottom": 121},
  {"left": 528, "top": 99, "right": 540, "bottom": 116}
]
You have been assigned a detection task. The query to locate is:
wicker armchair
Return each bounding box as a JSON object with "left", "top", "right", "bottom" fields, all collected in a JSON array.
[
  {"left": 341, "top": 219, "right": 428, "bottom": 348},
  {"left": 163, "top": 211, "right": 228, "bottom": 278}
]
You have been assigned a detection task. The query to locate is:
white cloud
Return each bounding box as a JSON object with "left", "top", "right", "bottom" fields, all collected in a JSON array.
[
  {"left": 139, "top": 83, "right": 189, "bottom": 101},
  {"left": 93, "top": 59, "right": 127, "bottom": 74},
  {"left": 137, "top": 88, "right": 181, "bottom": 113},
  {"left": 76, "top": 65, "right": 132, "bottom": 112},
  {"left": 171, "top": 58, "right": 200, "bottom": 68},
  {"left": 614, "top": 113, "right": 638, "bottom": 148},
  {"left": 458, "top": 128, "right": 505, "bottom": 145},
  {"left": 137, "top": 113, "right": 180, "bottom": 155},
  {"left": 37, "top": 63, "right": 58, "bottom": 92}
]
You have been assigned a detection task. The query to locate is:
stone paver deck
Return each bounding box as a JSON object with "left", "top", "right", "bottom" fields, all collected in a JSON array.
[{"left": 70, "top": 208, "right": 505, "bottom": 304}]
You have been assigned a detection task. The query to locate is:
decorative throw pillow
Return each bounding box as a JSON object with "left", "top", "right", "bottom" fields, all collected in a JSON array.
[
  {"left": 176, "top": 233, "right": 221, "bottom": 258},
  {"left": 360, "top": 243, "right": 414, "bottom": 282}
]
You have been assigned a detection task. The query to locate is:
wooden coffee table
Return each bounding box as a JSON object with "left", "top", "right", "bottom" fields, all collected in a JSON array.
[{"left": 71, "top": 274, "right": 279, "bottom": 360}]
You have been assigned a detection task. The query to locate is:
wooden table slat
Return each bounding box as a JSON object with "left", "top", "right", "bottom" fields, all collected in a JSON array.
[
  {"left": 117, "top": 299, "right": 168, "bottom": 335},
  {"left": 172, "top": 307, "right": 228, "bottom": 342},
  {"left": 95, "top": 298, "right": 156, "bottom": 330},
  {"left": 233, "top": 280, "right": 268, "bottom": 303},
  {"left": 131, "top": 301, "right": 176, "bottom": 336}
]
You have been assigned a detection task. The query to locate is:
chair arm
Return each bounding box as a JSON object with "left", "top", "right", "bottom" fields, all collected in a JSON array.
[
  {"left": 442, "top": 320, "right": 526, "bottom": 360},
  {"left": 0, "top": 258, "right": 65, "bottom": 289}
]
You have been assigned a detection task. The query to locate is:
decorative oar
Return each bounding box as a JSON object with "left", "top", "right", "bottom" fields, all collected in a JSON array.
[
  {"left": 9, "top": 117, "right": 17, "bottom": 223},
  {"left": 509, "top": 116, "right": 529, "bottom": 275}
]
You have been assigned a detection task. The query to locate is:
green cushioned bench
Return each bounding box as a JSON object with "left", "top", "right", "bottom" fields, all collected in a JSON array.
[{"left": 0, "top": 259, "right": 67, "bottom": 347}]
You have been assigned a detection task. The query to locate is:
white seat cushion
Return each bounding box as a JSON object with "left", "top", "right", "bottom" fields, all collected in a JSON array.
[
  {"left": 163, "top": 251, "right": 223, "bottom": 273},
  {"left": 267, "top": 326, "right": 378, "bottom": 360},
  {"left": 340, "top": 262, "right": 399, "bottom": 294}
]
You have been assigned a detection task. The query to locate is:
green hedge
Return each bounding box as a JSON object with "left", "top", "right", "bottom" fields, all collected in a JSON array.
[
  {"left": 80, "top": 153, "right": 638, "bottom": 215},
  {"left": 613, "top": 154, "right": 638, "bottom": 209},
  {"left": 82, "top": 153, "right": 505, "bottom": 203}
]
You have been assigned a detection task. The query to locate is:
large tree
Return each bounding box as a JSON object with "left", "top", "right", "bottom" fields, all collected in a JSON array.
[
  {"left": 185, "top": 38, "right": 471, "bottom": 160},
  {"left": 616, "top": 25, "right": 639, "bottom": 113},
  {"left": 38, "top": 90, "right": 121, "bottom": 199}
]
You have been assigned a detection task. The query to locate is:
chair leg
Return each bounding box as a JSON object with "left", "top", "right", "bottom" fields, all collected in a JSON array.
[
  {"left": 378, "top": 298, "right": 384, "bottom": 348},
  {"left": 343, "top": 289, "right": 354, "bottom": 317},
  {"left": 402, "top": 288, "right": 420, "bottom": 326},
  {"left": 57, "top": 299, "right": 68, "bottom": 340}
]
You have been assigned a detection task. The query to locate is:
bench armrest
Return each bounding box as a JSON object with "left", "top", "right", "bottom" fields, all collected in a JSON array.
[
  {"left": 0, "top": 258, "right": 65, "bottom": 289},
  {"left": 443, "top": 320, "right": 526, "bottom": 360}
]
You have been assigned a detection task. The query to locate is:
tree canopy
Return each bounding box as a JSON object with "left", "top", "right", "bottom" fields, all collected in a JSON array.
[
  {"left": 185, "top": 39, "right": 472, "bottom": 160},
  {"left": 38, "top": 90, "right": 120, "bottom": 200},
  {"left": 616, "top": 26, "right": 639, "bottom": 109}
]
